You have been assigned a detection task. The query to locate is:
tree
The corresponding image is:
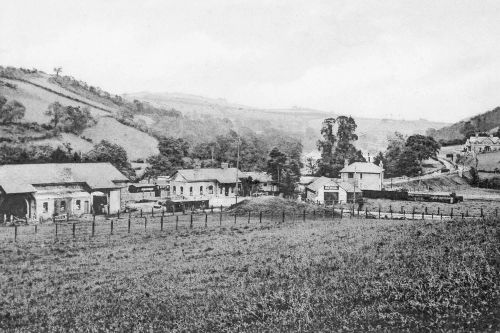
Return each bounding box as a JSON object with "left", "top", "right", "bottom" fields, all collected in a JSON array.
[
  {"left": 405, "top": 135, "right": 440, "bottom": 166},
  {"left": 84, "top": 140, "right": 135, "bottom": 179},
  {"left": 304, "top": 157, "right": 318, "bottom": 175},
  {"left": 266, "top": 147, "right": 287, "bottom": 182},
  {"left": 144, "top": 154, "right": 174, "bottom": 179},
  {"left": 0, "top": 95, "right": 6, "bottom": 110},
  {"left": 45, "top": 102, "right": 95, "bottom": 134},
  {"left": 373, "top": 151, "right": 385, "bottom": 167},
  {"left": 0, "top": 99, "right": 25, "bottom": 124},
  {"left": 316, "top": 116, "right": 364, "bottom": 177},
  {"left": 54, "top": 67, "right": 62, "bottom": 77},
  {"left": 384, "top": 132, "right": 406, "bottom": 177},
  {"left": 395, "top": 149, "right": 421, "bottom": 177}
]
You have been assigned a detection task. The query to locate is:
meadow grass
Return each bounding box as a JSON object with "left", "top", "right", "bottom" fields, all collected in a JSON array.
[{"left": 0, "top": 217, "right": 498, "bottom": 332}]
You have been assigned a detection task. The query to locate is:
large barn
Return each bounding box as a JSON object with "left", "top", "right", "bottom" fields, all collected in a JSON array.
[{"left": 0, "top": 163, "right": 128, "bottom": 222}]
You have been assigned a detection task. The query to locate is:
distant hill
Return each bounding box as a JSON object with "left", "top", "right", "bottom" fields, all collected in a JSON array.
[
  {"left": 427, "top": 106, "right": 500, "bottom": 143},
  {"left": 124, "top": 91, "right": 449, "bottom": 153}
]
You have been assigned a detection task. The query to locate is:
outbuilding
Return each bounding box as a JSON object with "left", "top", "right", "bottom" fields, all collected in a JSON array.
[
  {"left": 0, "top": 163, "right": 128, "bottom": 222},
  {"left": 305, "top": 176, "right": 361, "bottom": 204}
]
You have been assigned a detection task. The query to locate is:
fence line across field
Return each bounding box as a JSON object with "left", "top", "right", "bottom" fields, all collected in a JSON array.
[{"left": 0, "top": 203, "right": 496, "bottom": 243}]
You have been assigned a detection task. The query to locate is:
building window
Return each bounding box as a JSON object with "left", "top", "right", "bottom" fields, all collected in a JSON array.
[
  {"left": 180, "top": 186, "right": 184, "bottom": 195},
  {"left": 43, "top": 202, "right": 48, "bottom": 213},
  {"left": 189, "top": 187, "right": 193, "bottom": 196},
  {"left": 220, "top": 187, "right": 223, "bottom": 194},
  {"left": 200, "top": 186, "right": 203, "bottom": 195},
  {"left": 231, "top": 187, "right": 234, "bottom": 194},
  {"left": 60, "top": 201, "right": 66, "bottom": 212},
  {"left": 76, "top": 200, "right": 81, "bottom": 210},
  {"left": 263, "top": 183, "right": 267, "bottom": 187},
  {"left": 208, "top": 185, "right": 213, "bottom": 194},
  {"left": 348, "top": 173, "right": 354, "bottom": 178},
  {"left": 173, "top": 186, "right": 176, "bottom": 194},
  {"left": 359, "top": 173, "right": 363, "bottom": 179}
]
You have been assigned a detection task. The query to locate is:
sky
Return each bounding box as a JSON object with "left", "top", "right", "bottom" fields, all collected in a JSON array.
[{"left": 1, "top": 0, "right": 500, "bottom": 123}]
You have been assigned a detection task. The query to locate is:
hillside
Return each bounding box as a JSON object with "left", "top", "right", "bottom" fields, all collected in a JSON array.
[
  {"left": 0, "top": 68, "right": 158, "bottom": 160},
  {"left": 428, "top": 106, "right": 500, "bottom": 143},
  {"left": 124, "top": 92, "right": 449, "bottom": 153}
]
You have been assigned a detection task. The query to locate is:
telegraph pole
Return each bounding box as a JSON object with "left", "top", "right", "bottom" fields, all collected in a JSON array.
[{"left": 235, "top": 135, "right": 241, "bottom": 204}]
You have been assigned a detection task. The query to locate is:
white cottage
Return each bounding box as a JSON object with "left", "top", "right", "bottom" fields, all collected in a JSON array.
[{"left": 340, "top": 161, "right": 384, "bottom": 191}]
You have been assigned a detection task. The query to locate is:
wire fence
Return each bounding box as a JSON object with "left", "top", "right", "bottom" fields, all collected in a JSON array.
[{"left": 0, "top": 203, "right": 497, "bottom": 244}]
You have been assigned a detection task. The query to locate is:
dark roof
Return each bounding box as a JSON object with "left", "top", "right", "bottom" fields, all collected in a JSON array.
[
  {"left": 0, "top": 163, "right": 128, "bottom": 194},
  {"left": 175, "top": 167, "right": 243, "bottom": 184},
  {"left": 306, "top": 176, "right": 361, "bottom": 193},
  {"left": 340, "top": 162, "right": 384, "bottom": 173}
]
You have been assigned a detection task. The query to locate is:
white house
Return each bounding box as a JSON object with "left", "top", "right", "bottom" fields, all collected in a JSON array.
[
  {"left": 169, "top": 163, "right": 244, "bottom": 200},
  {"left": 464, "top": 133, "right": 500, "bottom": 153},
  {"left": 340, "top": 161, "right": 384, "bottom": 191},
  {"left": 0, "top": 163, "right": 128, "bottom": 222},
  {"left": 305, "top": 176, "right": 361, "bottom": 204}
]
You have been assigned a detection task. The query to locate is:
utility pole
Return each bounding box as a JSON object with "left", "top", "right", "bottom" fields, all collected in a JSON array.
[{"left": 235, "top": 135, "right": 241, "bottom": 204}]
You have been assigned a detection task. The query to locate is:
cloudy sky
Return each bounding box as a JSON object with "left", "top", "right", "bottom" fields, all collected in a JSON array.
[{"left": 1, "top": 0, "right": 500, "bottom": 122}]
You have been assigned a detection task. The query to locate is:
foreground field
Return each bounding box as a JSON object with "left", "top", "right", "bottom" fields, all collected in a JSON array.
[{"left": 1, "top": 217, "right": 499, "bottom": 332}]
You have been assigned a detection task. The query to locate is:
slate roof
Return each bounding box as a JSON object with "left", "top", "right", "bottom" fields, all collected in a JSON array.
[
  {"left": 467, "top": 136, "right": 500, "bottom": 145},
  {"left": 306, "top": 177, "right": 361, "bottom": 193},
  {"left": 0, "top": 163, "right": 128, "bottom": 194},
  {"left": 175, "top": 167, "right": 244, "bottom": 184},
  {"left": 340, "top": 162, "right": 384, "bottom": 174}
]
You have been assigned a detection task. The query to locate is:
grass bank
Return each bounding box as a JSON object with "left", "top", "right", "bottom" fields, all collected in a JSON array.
[{"left": 0, "top": 217, "right": 499, "bottom": 331}]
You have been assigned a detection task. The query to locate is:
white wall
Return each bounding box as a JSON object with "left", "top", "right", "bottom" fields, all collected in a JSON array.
[
  {"left": 341, "top": 172, "right": 383, "bottom": 191},
  {"left": 108, "top": 189, "right": 121, "bottom": 214}
]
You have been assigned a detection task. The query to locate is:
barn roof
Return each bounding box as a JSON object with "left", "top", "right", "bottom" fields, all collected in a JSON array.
[
  {"left": 340, "top": 162, "right": 384, "bottom": 174},
  {"left": 306, "top": 177, "right": 361, "bottom": 193},
  {"left": 0, "top": 163, "right": 128, "bottom": 194},
  {"left": 175, "top": 167, "right": 244, "bottom": 184}
]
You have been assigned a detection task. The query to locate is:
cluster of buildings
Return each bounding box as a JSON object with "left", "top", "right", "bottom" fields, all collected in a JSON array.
[
  {"left": 0, "top": 159, "right": 384, "bottom": 223},
  {"left": 463, "top": 133, "right": 500, "bottom": 153}
]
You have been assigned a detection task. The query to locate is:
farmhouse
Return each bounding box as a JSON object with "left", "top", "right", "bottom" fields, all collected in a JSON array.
[
  {"left": 464, "top": 133, "right": 500, "bottom": 153},
  {"left": 340, "top": 161, "right": 384, "bottom": 191},
  {"left": 305, "top": 176, "right": 361, "bottom": 204},
  {"left": 169, "top": 163, "right": 244, "bottom": 200},
  {"left": 0, "top": 163, "right": 128, "bottom": 222}
]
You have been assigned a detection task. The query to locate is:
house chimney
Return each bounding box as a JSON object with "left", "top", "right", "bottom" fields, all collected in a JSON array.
[
  {"left": 344, "top": 159, "right": 349, "bottom": 168},
  {"left": 221, "top": 162, "right": 229, "bottom": 169},
  {"left": 379, "top": 160, "right": 384, "bottom": 169},
  {"left": 367, "top": 152, "right": 371, "bottom": 162}
]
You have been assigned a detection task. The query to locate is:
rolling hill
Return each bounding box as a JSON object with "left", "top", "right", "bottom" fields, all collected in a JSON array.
[{"left": 124, "top": 91, "right": 449, "bottom": 153}]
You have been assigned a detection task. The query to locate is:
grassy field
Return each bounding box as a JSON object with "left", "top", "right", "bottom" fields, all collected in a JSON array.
[{"left": 1, "top": 213, "right": 499, "bottom": 331}]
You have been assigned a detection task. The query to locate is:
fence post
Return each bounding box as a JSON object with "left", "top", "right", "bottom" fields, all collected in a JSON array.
[
  {"left": 282, "top": 211, "right": 285, "bottom": 224},
  {"left": 219, "top": 210, "right": 222, "bottom": 226},
  {"left": 440, "top": 213, "right": 443, "bottom": 220},
  {"left": 303, "top": 210, "right": 306, "bottom": 222},
  {"left": 357, "top": 207, "right": 360, "bottom": 217},
  {"left": 313, "top": 210, "right": 316, "bottom": 220},
  {"left": 259, "top": 211, "right": 262, "bottom": 223},
  {"left": 190, "top": 214, "right": 193, "bottom": 228},
  {"left": 378, "top": 207, "right": 381, "bottom": 219},
  {"left": 461, "top": 213, "right": 464, "bottom": 220},
  {"left": 117, "top": 210, "right": 120, "bottom": 219},
  {"left": 14, "top": 225, "right": 17, "bottom": 242},
  {"left": 140, "top": 209, "right": 143, "bottom": 218},
  {"left": 205, "top": 213, "right": 208, "bottom": 228},
  {"left": 55, "top": 223, "right": 58, "bottom": 238},
  {"left": 248, "top": 211, "right": 251, "bottom": 224},
  {"left": 151, "top": 207, "right": 154, "bottom": 217},
  {"left": 34, "top": 224, "right": 37, "bottom": 235},
  {"left": 144, "top": 217, "right": 147, "bottom": 230},
  {"left": 161, "top": 216, "right": 164, "bottom": 231},
  {"left": 110, "top": 219, "right": 113, "bottom": 235},
  {"left": 128, "top": 217, "right": 131, "bottom": 233},
  {"left": 73, "top": 223, "right": 76, "bottom": 238},
  {"left": 412, "top": 208, "right": 415, "bottom": 220},
  {"left": 66, "top": 214, "right": 69, "bottom": 222},
  {"left": 162, "top": 209, "right": 165, "bottom": 217},
  {"left": 92, "top": 219, "right": 95, "bottom": 237},
  {"left": 341, "top": 208, "right": 343, "bottom": 219},
  {"left": 437, "top": 207, "right": 440, "bottom": 215},
  {"left": 365, "top": 207, "right": 368, "bottom": 218},
  {"left": 431, "top": 212, "right": 434, "bottom": 220},
  {"left": 234, "top": 213, "right": 237, "bottom": 224},
  {"left": 176, "top": 215, "right": 179, "bottom": 230},
  {"left": 450, "top": 208, "right": 453, "bottom": 218},
  {"left": 496, "top": 208, "right": 498, "bottom": 217},
  {"left": 481, "top": 208, "right": 484, "bottom": 218},
  {"left": 211, "top": 206, "right": 214, "bottom": 214},
  {"left": 425, "top": 207, "right": 428, "bottom": 215},
  {"left": 403, "top": 209, "right": 405, "bottom": 219},
  {"left": 466, "top": 210, "right": 469, "bottom": 217},
  {"left": 421, "top": 212, "right": 424, "bottom": 220}
]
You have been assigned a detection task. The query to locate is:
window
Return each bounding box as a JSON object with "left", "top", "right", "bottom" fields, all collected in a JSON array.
[
  {"left": 231, "top": 187, "right": 234, "bottom": 194},
  {"left": 60, "top": 201, "right": 66, "bottom": 212},
  {"left": 348, "top": 173, "right": 354, "bottom": 178},
  {"left": 263, "top": 183, "right": 267, "bottom": 187},
  {"left": 200, "top": 186, "right": 203, "bottom": 195},
  {"left": 76, "top": 200, "right": 81, "bottom": 210},
  {"left": 359, "top": 173, "right": 363, "bottom": 179},
  {"left": 208, "top": 185, "right": 213, "bottom": 194},
  {"left": 220, "top": 187, "right": 223, "bottom": 194},
  {"left": 189, "top": 186, "right": 193, "bottom": 196},
  {"left": 43, "top": 202, "right": 48, "bottom": 213},
  {"left": 180, "top": 186, "right": 184, "bottom": 195},
  {"left": 173, "top": 186, "right": 176, "bottom": 194}
]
